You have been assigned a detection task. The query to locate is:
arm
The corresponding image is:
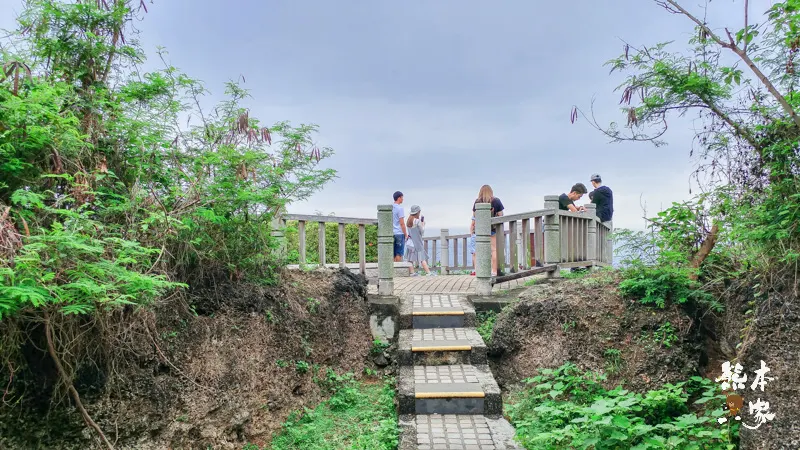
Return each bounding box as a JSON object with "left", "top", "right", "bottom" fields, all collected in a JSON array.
[
  {"left": 400, "top": 216, "right": 408, "bottom": 238},
  {"left": 418, "top": 219, "right": 425, "bottom": 235},
  {"left": 470, "top": 217, "right": 475, "bottom": 234}
]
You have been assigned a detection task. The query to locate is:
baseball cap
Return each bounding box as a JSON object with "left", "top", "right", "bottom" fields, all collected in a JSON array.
[
  {"left": 590, "top": 174, "right": 602, "bottom": 182},
  {"left": 393, "top": 191, "right": 403, "bottom": 201}
]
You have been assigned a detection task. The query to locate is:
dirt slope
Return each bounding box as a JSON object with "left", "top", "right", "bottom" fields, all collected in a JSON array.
[{"left": 0, "top": 268, "right": 374, "bottom": 450}]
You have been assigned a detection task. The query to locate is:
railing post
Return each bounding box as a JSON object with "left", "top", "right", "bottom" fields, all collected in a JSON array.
[
  {"left": 358, "top": 224, "right": 366, "bottom": 276},
  {"left": 474, "top": 203, "right": 492, "bottom": 295},
  {"left": 543, "top": 195, "right": 561, "bottom": 277},
  {"left": 338, "top": 223, "right": 346, "bottom": 268},
  {"left": 271, "top": 211, "right": 286, "bottom": 259},
  {"left": 298, "top": 220, "right": 307, "bottom": 265},
  {"left": 585, "top": 203, "right": 598, "bottom": 265},
  {"left": 440, "top": 229, "right": 449, "bottom": 275},
  {"left": 605, "top": 221, "right": 614, "bottom": 264},
  {"left": 377, "top": 205, "right": 394, "bottom": 296}
]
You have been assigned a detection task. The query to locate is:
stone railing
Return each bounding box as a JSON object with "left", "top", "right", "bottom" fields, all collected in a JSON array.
[
  {"left": 282, "top": 196, "right": 613, "bottom": 297},
  {"left": 278, "top": 213, "right": 376, "bottom": 275}
]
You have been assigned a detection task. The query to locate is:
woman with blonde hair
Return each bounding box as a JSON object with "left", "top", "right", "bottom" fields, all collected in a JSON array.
[
  {"left": 472, "top": 185, "right": 504, "bottom": 276},
  {"left": 405, "top": 205, "right": 434, "bottom": 276}
]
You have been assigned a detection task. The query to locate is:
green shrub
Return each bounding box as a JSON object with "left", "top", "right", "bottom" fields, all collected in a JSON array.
[{"left": 506, "top": 363, "right": 737, "bottom": 449}]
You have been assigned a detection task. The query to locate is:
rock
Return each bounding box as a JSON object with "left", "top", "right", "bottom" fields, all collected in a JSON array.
[
  {"left": 229, "top": 410, "right": 251, "bottom": 429},
  {"left": 372, "top": 352, "right": 389, "bottom": 367},
  {"left": 200, "top": 426, "right": 219, "bottom": 439}
]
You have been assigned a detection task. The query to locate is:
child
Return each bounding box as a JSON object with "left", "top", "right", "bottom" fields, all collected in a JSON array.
[{"left": 406, "top": 205, "right": 435, "bottom": 276}]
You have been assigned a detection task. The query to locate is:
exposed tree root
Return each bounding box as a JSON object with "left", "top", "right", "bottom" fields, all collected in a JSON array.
[{"left": 44, "top": 310, "right": 115, "bottom": 450}]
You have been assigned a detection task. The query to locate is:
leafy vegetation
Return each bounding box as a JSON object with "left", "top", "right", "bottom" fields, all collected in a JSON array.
[
  {"left": 476, "top": 310, "right": 498, "bottom": 345},
  {"left": 506, "top": 363, "right": 737, "bottom": 450},
  {"left": 0, "top": 0, "right": 336, "bottom": 445},
  {"left": 265, "top": 372, "right": 399, "bottom": 450},
  {"left": 576, "top": 0, "right": 800, "bottom": 318}
]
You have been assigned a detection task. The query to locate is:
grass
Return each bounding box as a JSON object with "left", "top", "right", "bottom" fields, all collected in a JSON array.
[{"left": 264, "top": 373, "right": 399, "bottom": 450}]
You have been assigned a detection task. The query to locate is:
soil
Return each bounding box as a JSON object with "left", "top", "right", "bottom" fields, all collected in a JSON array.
[
  {"left": 488, "top": 273, "right": 703, "bottom": 395},
  {"left": 712, "top": 277, "right": 800, "bottom": 450},
  {"left": 0, "top": 268, "right": 375, "bottom": 450}
]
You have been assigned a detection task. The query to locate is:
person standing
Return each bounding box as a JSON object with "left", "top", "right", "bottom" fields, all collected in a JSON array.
[
  {"left": 405, "top": 205, "right": 434, "bottom": 276},
  {"left": 392, "top": 191, "right": 408, "bottom": 262},
  {"left": 589, "top": 174, "right": 614, "bottom": 224},
  {"left": 472, "top": 185, "right": 504, "bottom": 277},
  {"left": 558, "top": 183, "right": 588, "bottom": 212}
]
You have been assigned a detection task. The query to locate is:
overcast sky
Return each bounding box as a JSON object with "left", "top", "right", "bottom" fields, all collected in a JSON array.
[{"left": 1, "top": 0, "right": 753, "bottom": 234}]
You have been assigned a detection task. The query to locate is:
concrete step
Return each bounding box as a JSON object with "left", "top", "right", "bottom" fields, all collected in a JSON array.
[
  {"left": 398, "top": 328, "right": 487, "bottom": 366},
  {"left": 398, "top": 364, "right": 501, "bottom": 416},
  {"left": 399, "top": 414, "right": 523, "bottom": 449},
  {"left": 400, "top": 293, "right": 476, "bottom": 329}
]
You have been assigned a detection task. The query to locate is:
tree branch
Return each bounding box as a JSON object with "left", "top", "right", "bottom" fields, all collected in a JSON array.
[
  {"left": 690, "top": 221, "right": 720, "bottom": 280},
  {"left": 660, "top": 0, "right": 800, "bottom": 129},
  {"left": 744, "top": 0, "right": 750, "bottom": 53}
]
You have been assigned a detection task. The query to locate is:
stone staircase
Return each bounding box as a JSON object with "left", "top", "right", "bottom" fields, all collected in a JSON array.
[{"left": 397, "top": 293, "right": 521, "bottom": 449}]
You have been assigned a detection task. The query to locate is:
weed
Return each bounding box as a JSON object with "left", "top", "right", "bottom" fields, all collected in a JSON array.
[
  {"left": 276, "top": 359, "right": 288, "bottom": 368},
  {"left": 270, "top": 375, "right": 399, "bottom": 449},
  {"left": 295, "top": 360, "right": 310, "bottom": 374},
  {"left": 603, "top": 348, "right": 623, "bottom": 375},
  {"left": 505, "top": 363, "right": 737, "bottom": 449},
  {"left": 653, "top": 322, "right": 678, "bottom": 348},
  {"left": 562, "top": 321, "right": 576, "bottom": 332},
  {"left": 242, "top": 443, "right": 260, "bottom": 450},
  {"left": 370, "top": 338, "right": 389, "bottom": 355},
  {"left": 476, "top": 311, "right": 497, "bottom": 345},
  {"left": 175, "top": 414, "right": 188, "bottom": 423},
  {"left": 306, "top": 297, "right": 320, "bottom": 314}
]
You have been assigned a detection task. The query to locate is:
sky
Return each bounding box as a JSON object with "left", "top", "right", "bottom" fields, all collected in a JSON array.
[{"left": 0, "top": 0, "right": 756, "bottom": 235}]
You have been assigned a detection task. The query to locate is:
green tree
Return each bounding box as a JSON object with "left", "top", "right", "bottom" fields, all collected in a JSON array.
[
  {"left": 0, "top": 1, "right": 336, "bottom": 446},
  {"left": 575, "top": 0, "right": 800, "bottom": 273}
]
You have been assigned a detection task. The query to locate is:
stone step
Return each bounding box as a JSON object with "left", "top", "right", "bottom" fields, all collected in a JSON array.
[
  {"left": 400, "top": 293, "right": 476, "bottom": 329},
  {"left": 398, "top": 328, "right": 487, "bottom": 366},
  {"left": 399, "top": 414, "right": 523, "bottom": 449},
  {"left": 398, "top": 364, "right": 501, "bottom": 416}
]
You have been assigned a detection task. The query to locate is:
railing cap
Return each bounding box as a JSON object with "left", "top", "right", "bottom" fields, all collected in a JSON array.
[
  {"left": 543, "top": 194, "right": 560, "bottom": 201},
  {"left": 378, "top": 204, "right": 393, "bottom": 211},
  {"left": 474, "top": 203, "right": 491, "bottom": 210}
]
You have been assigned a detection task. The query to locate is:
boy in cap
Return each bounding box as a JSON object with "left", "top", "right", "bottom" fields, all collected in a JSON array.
[{"left": 589, "top": 174, "right": 613, "bottom": 223}]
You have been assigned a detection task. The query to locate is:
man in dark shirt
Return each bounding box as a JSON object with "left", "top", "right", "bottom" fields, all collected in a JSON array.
[
  {"left": 589, "top": 174, "right": 613, "bottom": 223},
  {"left": 558, "top": 183, "right": 588, "bottom": 212}
]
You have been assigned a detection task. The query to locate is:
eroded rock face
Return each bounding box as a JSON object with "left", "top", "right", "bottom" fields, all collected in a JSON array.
[{"left": 488, "top": 275, "right": 701, "bottom": 394}]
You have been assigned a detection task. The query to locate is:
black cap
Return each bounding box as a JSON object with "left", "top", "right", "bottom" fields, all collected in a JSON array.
[
  {"left": 393, "top": 191, "right": 403, "bottom": 201},
  {"left": 590, "top": 173, "right": 602, "bottom": 182}
]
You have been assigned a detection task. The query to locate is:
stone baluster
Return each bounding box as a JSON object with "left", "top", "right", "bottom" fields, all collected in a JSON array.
[
  {"left": 271, "top": 212, "right": 286, "bottom": 259},
  {"left": 585, "top": 203, "right": 597, "bottom": 264},
  {"left": 543, "top": 195, "right": 561, "bottom": 277},
  {"left": 474, "top": 203, "right": 492, "bottom": 295},
  {"left": 377, "top": 205, "right": 394, "bottom": 296},
  {"left": 440, "top": 229, "right": 449, "bottom": 275}
]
